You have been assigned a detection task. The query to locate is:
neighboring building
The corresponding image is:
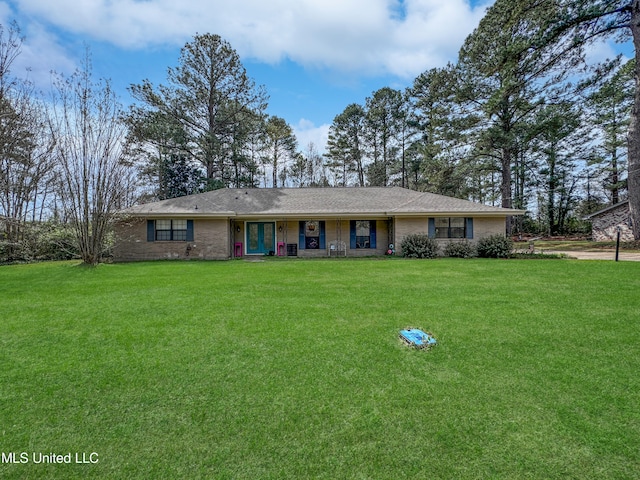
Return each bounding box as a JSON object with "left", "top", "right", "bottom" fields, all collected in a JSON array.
[
  {"left": 584, "top": 201, "right": 634, "bottom": 242},
  {"left": 114, "top": 187, "right": 524, "bottom": 261}
]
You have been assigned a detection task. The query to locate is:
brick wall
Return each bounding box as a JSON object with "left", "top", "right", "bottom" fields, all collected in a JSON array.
[
  {"left": 115, "top": 215, "right": 509, "bottom": 261},
  {"left": 395, "top": 216, "right": 506, "bottom": 254},
  {"left": 114, "top": 218, "right": 230, "bottom": 262}
]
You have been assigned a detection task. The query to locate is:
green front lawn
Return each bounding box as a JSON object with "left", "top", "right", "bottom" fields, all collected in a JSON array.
[{"left": 1, "top": 259, "right": 639, "bottom": 479}]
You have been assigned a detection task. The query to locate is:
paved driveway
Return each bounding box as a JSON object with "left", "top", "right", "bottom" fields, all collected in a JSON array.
[{"left": 551, "top": 250, "right": 640, "bottom": 261}]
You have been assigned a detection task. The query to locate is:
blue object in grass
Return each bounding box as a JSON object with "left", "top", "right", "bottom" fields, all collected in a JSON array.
[{"left": 400, "top": 328, "right": 436, "bottom": 347}]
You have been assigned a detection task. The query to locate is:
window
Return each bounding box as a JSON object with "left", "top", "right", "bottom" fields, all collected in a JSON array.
[
  {"left": 349, "top": 220, "right": 377, "bottom": 249},
  {"left": 304, "top": 221, "right": 320, "bottom": 249},
  {"left": 299, "top": 221, "right": 325, "bottom": 250},
  {"left": 147, "top": 219, "right": 193, "bottom": 241},
  {"left": 356, "top": 220, "right": 371, "bottom": 248},
  {"left": 430, "top": 218, "right": 473, "bottom": 239}
]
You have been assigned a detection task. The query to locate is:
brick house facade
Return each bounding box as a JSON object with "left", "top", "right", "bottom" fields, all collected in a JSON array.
[{"left": 114, "top": 187, "right": 524, "bottom": 262}]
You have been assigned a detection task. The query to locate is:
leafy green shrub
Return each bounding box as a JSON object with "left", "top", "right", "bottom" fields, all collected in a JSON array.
[
  {"left": 622, "top": 240, "right": 640, "bottom": 250},
  {"left": 401, "top": 234, "right": 439, "bottom": 259},
  {"left": 444, "top": 240, "right": 476, "bottom": 258},
  {"left": 0, "top": 221, "right": 80, "bottom": 264},
  {"left": 476, "top": 234, "right": 513, "bottom": 258}
]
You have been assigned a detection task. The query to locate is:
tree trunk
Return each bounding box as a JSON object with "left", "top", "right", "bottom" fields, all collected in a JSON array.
[
  {"left": 548, "top": 150, "right": 557, "bottom": 236},
  {"left": 629, "top": 1, "right": 640, "bottom": 239},
  {"left": 502, "top": 147, "right": 513, "bottom": 235}
]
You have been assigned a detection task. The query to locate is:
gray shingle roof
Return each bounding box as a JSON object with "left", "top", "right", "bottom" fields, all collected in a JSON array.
[{"left": 122, "top": 187, "right": 524, "bottom": 218}]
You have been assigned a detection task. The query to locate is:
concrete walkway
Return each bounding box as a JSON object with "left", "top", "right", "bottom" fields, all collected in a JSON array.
[{"left": 548, "top": 250, "right": 640, "bottom": 261}]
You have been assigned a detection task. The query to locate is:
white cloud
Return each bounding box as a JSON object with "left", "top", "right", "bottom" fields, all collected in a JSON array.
[
  {"left": 584, "top": 38, "right": 631, "bottom": 65},
  {"left": 9, "top": 0, "right": 491, "bottom": 79},
  {"left": 0, "top": 3, "right": 77, "bottom": 87},
  {"left": 293, "top": 119, "right": 330, "bottom": 154}
]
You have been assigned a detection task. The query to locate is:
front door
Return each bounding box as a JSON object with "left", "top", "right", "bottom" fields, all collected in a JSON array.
[{"left": 246, "top": 222, "right": 275, "bottom": 255}]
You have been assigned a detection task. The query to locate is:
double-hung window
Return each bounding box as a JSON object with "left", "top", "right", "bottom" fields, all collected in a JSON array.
[
  {"left": 349, "top": 220, "right": 377, "bottom": 249},
  {"left": 429, "top": 217, "right": 473, "bottom": 239},
  {"left": 147, "top": 219, "right": 193, "bottom": 241},
  {"left": 299, "top": 221, "right": 326, "bottom": 250}
]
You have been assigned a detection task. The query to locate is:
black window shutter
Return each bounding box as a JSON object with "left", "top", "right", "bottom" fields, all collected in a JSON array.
[
  {"left": 349, "top": 220, "right": 356, "bottom": 249},
  {"left": 299, "top": 221, "right": 305, "bottom": 250},
  {"left": 428, "top": 218, "right": 435, "bottom": 238},
  {"left": 370, "top": 220, "right": 377, "bottom": 249},
  {"left": 319, "top": 221, "right": 326, "bottom": 249},
  {"left": 186, "top": 220, "right": 194, "bottom": 242},
  {"left": 147, "top": 220, "right": 155, "bottom": 242}
]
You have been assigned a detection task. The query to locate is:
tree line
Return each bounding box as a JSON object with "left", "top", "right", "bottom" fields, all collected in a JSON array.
[
  {"left": 0, "top": 23, "right": 136, "bottom": 264},
  {"left": 2, "top": 0, "right": 640, "bottom": 265},
  {"left": 324, "top": 1, "right": 637, "bottom": 236}
]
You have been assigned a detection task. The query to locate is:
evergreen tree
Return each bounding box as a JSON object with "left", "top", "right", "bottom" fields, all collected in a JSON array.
[
  {"left": 457, "top": 0, "right": 575, "bottom": 232},
  {"left": 325, "top": 104, "right": 366, "bottom": 186},
  {"left": 586, "top": 58, "right": 634, "bottom": 205},
  {"left": 128, "top": 33, "right": 267, "bottom": 189},
  {"left": 364, "top": 87, "right": 405, "bottom": 186},
  {"left": 263, "top": 116, "right": 297, "bottom": 187}
]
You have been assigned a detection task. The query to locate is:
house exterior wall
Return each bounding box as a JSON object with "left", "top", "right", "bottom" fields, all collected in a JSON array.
[
  {"left": 394, "top": 218, "right": 430, "bottom": 246},
  {"left": 114, "top": 218, "right": 230, "bottom": 262},
  {"left": 472, "top": 217, "right": 508, "bottom": 241},
  {"left": 394, "top": 216, "right": 506, "bottom": 254},
  {"left": 275, "top": 219, "right": 389, "bottom": 258},
  {"left": 115, "top": 215, "right": 508, "bottom": 261},
  {"left": 394, "top": 216, "right": 507, "bottom": 245},
  {"left": 590, "top": 205, "right": 634, "bottom": 242}
]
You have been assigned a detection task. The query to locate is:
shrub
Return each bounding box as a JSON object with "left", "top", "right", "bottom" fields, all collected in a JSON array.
[
  {"left": 401, "top": 234, "right": 439, "bottom": 259},
  {"left": 444, "top": 240, "right": 476, "bottom": 258},
  {"left": 476, "top": 234, "right": 513, "bottom": 258},
  {"left": 0, "top": 221, "right": 80, "bottom": 264}
]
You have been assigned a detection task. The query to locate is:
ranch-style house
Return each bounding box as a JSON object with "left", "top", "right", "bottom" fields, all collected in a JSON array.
[{"left": 113, "top": 187, "right": 523, "bottom": 261}]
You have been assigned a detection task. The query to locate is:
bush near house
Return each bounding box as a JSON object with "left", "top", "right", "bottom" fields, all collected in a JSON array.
[
  {"left": 477, "top": 234, "right": 514, "bottom": 258},
  {"left": 444, "top": 240, "right": 476, "bottom": 258},
  {"left": 0, "top": 221, "right": 79, "bottom": 263},
  {"left": 400, "top": 233, "right": 439, "bottom": 258}
]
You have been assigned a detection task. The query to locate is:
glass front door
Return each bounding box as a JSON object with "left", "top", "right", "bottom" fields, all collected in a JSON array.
[{"left": 246, "top": 222, "right": 275, "bottom": 254}]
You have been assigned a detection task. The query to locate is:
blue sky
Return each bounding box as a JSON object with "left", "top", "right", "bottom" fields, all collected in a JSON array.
[{"left": 0, "top": 0, "right": 625, "bottom": 152}]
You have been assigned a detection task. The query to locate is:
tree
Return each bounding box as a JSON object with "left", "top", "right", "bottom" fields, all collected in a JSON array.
[
  {"left": 365, "top": 87, "right": 405, "bottom": 186},
  {"left": 530, "top": 102, "right": 585, "bottom": 235},
  {"left": 540, "top": 0, "right": 640, "bottom": 238},
  {"left": 129, "top": 33, "right": 268, "bottom": 189},
  {"left": 263, "top": 115, "right": 297, "bottom": 187},
  {"left": 409, "top": 65, "right": 472, "bottom": 195},
  {"left": 303, "top": 142, "right": 328, "bottom": 187},
  {"left": 586, "top": 57, "right": 634, "bottom": 204},
  {"left": 50, "top": 55, "right": 136, "bottom": 265},
  {"left": 288, "top": 153, "right": 308, "bottom": 187},
  {"left": 457, "top": 0, "right": 575, "bottom": 233},
  {"left": 126, "top": 110, "right": 204, "bottom": 200},
  {"left": 325, "top": 103, "right": 366, "bottom": 186},
  {"left": 0, "top": 23, "right": 56, "bottom": 256}
]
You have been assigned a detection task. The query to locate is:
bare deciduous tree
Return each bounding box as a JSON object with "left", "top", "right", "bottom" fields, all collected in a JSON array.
[
  {"left": 0, "top": 22, "right": 56, "bottom": 259},
  {"left": 50, "top": 55, "right": 136, "bottom": 265}
]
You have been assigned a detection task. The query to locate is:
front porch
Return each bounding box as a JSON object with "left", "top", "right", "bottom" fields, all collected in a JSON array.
[{"left": 230, "top": 218, "right": 391, "bottom": 258}]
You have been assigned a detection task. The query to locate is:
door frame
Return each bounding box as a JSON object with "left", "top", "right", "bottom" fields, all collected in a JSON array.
[{"left": 245, "top": 221, "right": 276, "bottom": 255}]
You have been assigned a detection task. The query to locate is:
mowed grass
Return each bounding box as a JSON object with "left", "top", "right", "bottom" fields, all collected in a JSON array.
[{"left": 1, "top": 259, "right": 639, "bottom": 479}]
